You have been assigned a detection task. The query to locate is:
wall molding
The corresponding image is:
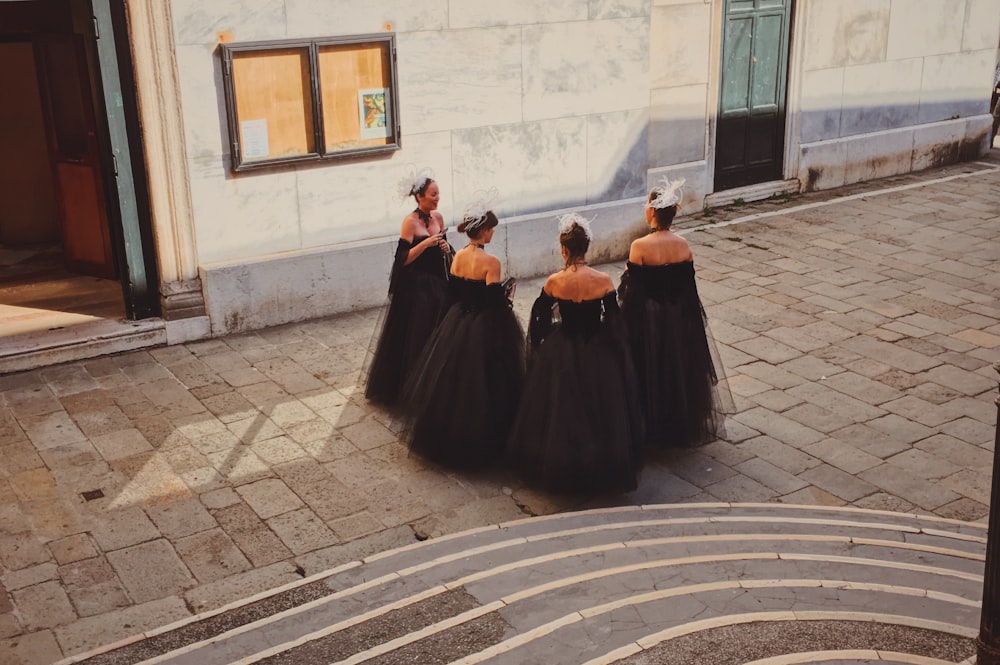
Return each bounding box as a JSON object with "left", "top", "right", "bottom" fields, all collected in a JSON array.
[{"left": 124, "top": 0, "right": 205, "bottom": 320}]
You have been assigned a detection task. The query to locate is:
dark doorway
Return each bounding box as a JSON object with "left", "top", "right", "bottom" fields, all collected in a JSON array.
[
  {"left": 0, "top": 0, "right": 158, "bottom": 338},
  {"left": 714, "top": 0, "right": 793, "bottom": 191}
]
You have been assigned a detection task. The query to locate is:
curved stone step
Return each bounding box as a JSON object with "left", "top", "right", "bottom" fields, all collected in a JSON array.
[{"left": 55, "top": 503, "right": 985, "bottom": 665}]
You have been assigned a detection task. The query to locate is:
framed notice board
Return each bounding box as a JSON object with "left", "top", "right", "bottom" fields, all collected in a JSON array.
[{"left": 220, "top": 33, "right": 400, "bottom": 171}]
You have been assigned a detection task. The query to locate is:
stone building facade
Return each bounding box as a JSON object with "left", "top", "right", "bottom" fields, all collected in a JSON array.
[{"left": 1, "top": 0, "right": 998, "bottom": 365}]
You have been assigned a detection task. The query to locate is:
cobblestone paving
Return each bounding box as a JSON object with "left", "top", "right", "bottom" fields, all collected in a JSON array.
[{"left": 0, "top": 156, "right": 998, "bottom": 663}]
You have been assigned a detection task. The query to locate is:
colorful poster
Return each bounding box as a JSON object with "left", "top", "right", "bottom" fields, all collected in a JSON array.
[{"left": 358, "top": 88, "right": 390, "bottom": 139}]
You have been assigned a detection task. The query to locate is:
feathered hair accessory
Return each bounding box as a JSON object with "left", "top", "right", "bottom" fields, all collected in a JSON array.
[
  {"left": 459, "top": 187, "right": 499, "bottom": 234},
  {"left": 396, "top": 166, "right": 435, "bottom": 200},
  {"left": 646, "top": 176, "right": 685, "bottom": 209},
  {"left": 556, "top": 212, "right": 594, "bottom": 240}
]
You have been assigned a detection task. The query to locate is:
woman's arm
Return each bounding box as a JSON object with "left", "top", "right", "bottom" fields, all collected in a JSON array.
[
  {"left": 400, "top": 215, "right": 443, "bottom": 266},
  {"left": 484, "top": 256, "right": 502, "bottom": 285},
  {"left": 628, "top": 238, "right": 644, "bottom": 265},
  {"left": 528, "top": 289, "right": 556, "bottom": 351}
]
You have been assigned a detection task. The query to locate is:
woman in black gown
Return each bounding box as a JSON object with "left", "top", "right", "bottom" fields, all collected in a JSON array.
[
  {"left": 507, "top": 214, "right": 642, "bottom": 493},
  {"left": 618, "top": 177, "right": 731, "bottom": 448},
  {"left": 400, "top": 197, "right": 525, "bottom": 469},
  {"left": 365, "top": 170, "right": 455, "bottom": 412}
]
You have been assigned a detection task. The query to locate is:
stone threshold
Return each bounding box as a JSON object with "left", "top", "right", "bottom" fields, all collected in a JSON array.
[
  {"left": 0, "top": 318, "right": 168, "bottom": 374},
  {"left": 704, "top": 178, "right": 801, "bottom": 209}
]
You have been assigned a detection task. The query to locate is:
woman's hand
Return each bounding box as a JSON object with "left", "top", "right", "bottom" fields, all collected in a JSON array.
[{"left": 420, "top": 233, "right": 444, "bottom": 251}]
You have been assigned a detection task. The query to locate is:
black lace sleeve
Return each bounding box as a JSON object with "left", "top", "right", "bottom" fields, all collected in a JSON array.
[
  {"left": 602, "top": 290, "right": 622, "bottom": 323},
  {"left": 388, "top": 238, "right": 412, "bottom": 295},
  {"left": 617, "top": 267, "right": 632, "bottom": 307},
  {"left": 528, "top": 290, "right": 556, "bottom": 351}
]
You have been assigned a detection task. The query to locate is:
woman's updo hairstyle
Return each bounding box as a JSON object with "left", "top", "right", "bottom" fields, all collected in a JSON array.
[
  {"left": 648, "top": 190, "right": 677, "bottom": 229},
  {"left": 397, "top": 166, "right": 436, "bottom": 203},
  {"left": 645, "top": 176, "right": 686, "bottom": 230},
  {"left": 456, "top": 189, "right": 500, "bottom": 239},
  {"left": 556, "top": 212, "right": 594, "bottom": 264},
  {"left": 457, "top": 210, "right": 498, "bottom": 238},
  {"left": 410, "top": 176, "right": 435, "bottom": 202}
]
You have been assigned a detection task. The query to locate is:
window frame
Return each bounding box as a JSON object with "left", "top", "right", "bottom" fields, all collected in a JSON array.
[{"left": 219, "top": 33, "right": 400, "bottom": 172}]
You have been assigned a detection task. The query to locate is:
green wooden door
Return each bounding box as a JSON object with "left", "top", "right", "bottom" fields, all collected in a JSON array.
[
  {"left": 715, "top": 0, "right": 792, "bottom": 191},
  {"left": 91, "top": 0, "right": 159, "bottom": 318}
]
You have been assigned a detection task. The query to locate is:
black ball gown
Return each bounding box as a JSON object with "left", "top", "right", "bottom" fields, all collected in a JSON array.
[
  {"left": 365, "top": 232, "right": 454, "bottom": 412},
  {"left": 400, "top": 277, "right": 525, "bottom": 469},
  {"left": 507, "top": 289, "right": 643, "bottom": 493},
  {"left": 618, "top": 260, "right": 731, "bottom": 448}
]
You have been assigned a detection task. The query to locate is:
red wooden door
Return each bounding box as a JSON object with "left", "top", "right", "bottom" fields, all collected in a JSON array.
[{"left": 34, "top": 33, "right": 116, "bottom": 279}]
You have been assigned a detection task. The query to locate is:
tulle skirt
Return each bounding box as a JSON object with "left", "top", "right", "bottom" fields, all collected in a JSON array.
[
  {"left": 507, "top": 328, "right": 643, "bottom": 493},
  {"left": 365, "top": 270, "right": 449, "bottom": 411},
  {"left": 401, "top": 303, "right": 525, "bottom": 469},
  {"left": 622, "top": 295, "right": 731, "bottom": 448}
]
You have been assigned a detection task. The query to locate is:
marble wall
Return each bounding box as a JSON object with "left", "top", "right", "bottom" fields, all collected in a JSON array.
[
  {"left": 170, "top": 0, "right": 657, "bottom": 268},
  {"left": 166, "top": 0, "right": 1000, "bottom": 333},
  {"left": 797, "top": 0, "right": 1000, "bottom": 183}
]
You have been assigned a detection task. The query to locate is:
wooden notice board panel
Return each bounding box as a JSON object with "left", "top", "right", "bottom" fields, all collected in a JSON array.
[
  {"left": 319, "top": 42, "right": 392, "bottom": 151},
  {"left": 231, "top": 47, "right": 316, "bottom": 163},
  {"left": 221, "top": 34, "right": 400, "bottom": 172}
]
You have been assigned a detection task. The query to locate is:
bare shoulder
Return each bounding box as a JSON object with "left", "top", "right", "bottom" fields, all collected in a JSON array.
[
  {"left": 629, "top": 236, "right": 647, "bottom": 264},
  {"left": 596, "top": 269, "right": 615, "bottom": 290},
  {"left": 399, "top": 213, "right": 419, "bottom": 240},
  {"left": 543, "top": 272, "right": 561, "bottom": 293},
  {"left": 672, "top": 233, "right": 694, "bottom": 260}
]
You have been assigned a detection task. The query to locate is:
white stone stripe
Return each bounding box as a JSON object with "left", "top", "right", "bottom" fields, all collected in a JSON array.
[
  {"left": 363, "top": 524, "right": 504, "bottom": 563},
  {"left": 679, "top": 165, "right": 1000, "bottom": 235},
  {"left": 394, "top": 538, "right": 529, "bottom": 577},
  {"left": 132, "top": 534, "right": 981, "bottom": 665},
  {"left": 505, "top": 554, "right": 780, "bottom": 604},
  {"left": 143, "top": 561, "right": 363, "bottom": 638},
  {"left": 577, "top": 579, "right": 977, "bottom": 619},
  {"left": 714, "top": 516, "right": 922, "bottom": 533},
  {"left": 708, "top": 502, "right": 987, "bottom": 531},
  {"left": 135, "top": 573, "right": 403, "bottom": 665},
  {"left": 226, "top": 585, "right": 450, "bottom": 665},
  {"left": 742, "top": 650, "right": 958, "bottom": 665},
  {"left": 502, "top": 502, "right": 988, "bottom": 532},
  {"left": 644, "top": 500, "right": 988, "bottom": 535},
  {"left": 456, "top": 582, "right": 976, "bottom": 665},
  {"left": 578, "top": 613, "right": 978, "bottom": 665},
  {"left": 921, "top": 528, "right": 987, "bottom": 544},
  {"left": 329, "top": 601, "right": 506, "bottom": 665},
  {"left": 845, "top": 537, "right": 983, "bottom": 561},
  {"left": 779, "top": 553, "right": 981, "bottom": 582},
  {"left": 446, "top": 542, "right": 626, "bottom": 589},
  {"left": 498, "top": 504, "right": 644, "bottom": 529},
  {"left": 49, "top": 561, "right": 366, "bottom": 665}
]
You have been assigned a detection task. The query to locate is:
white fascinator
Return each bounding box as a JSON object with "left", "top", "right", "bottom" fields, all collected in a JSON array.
[
  {"left": 646, "top": 176, "right": 686, "bottom": 209},
  {"left": 396, "top": 166, "right": 435, "bottom": 200},
  {"left": 556, "top": 212, "right": 594, "bottom": 240},
  {"left": 459, "top": 188, "right": 499, "bottom": 234}
]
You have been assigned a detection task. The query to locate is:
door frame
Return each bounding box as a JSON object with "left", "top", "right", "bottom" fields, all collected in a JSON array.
[
  {"left": 706, "top": 0, "right": 803, "bottom": 193},
  {"left": 91, "top": 0, "right": 160, "bottom": 319}
]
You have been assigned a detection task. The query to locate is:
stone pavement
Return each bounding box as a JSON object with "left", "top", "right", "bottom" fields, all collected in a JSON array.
[{"left": 1, "top": 154, "right": 999, "bottom": 664}]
